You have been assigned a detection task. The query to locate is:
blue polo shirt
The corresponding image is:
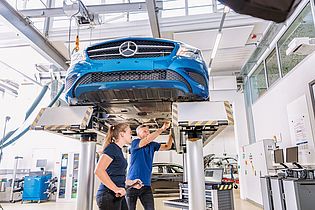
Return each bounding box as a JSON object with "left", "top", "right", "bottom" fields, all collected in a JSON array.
[
  {"left": 97, "top": 143, "right": 127, "bottom": 196},
  {"left": 127, "top": 138, "right": 161, "bottom": 186}
]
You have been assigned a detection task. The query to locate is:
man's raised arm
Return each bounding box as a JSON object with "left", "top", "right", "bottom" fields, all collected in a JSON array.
[
  {"left": 139, "top": 122, "right": 170, "bottom": 148},
  {"left": 159, "top": 133, "right": 173, "bottom": 151}
]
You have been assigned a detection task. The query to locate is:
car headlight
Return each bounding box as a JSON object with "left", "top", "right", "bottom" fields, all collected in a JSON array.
[
  {"left": 70, "top": 50, "right": 87, "bottom": 66},
  {"left": 176, "top": 44, "right": 203, "bottom": 61}
]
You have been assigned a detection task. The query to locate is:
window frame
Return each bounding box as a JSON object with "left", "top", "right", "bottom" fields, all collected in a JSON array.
[
  {"left": 249, "top": 62, "right": 268, "bottom": 103},
  {"left": 247, "top": 1, "right": 315, "bottom": 104}
]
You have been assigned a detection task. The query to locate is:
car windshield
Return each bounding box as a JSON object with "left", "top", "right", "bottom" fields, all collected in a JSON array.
[
  {"left": 171, "top": 165, "right": 183, "bottom": 173},
  {"left": 152, "top": 164, "right": 183, "bottom": 174}
]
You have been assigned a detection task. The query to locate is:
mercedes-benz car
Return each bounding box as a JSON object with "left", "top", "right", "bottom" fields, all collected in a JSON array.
[
  {"left": 65, "top": 37, "right": 209, "bottom": 105},
  {"left": 151, "top": 163, "right": 183, "bottom": 194}
]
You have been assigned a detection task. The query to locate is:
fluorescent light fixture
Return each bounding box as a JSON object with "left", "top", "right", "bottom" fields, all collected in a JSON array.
[
  {"left": 210, "top": 32, "right": 222, "bottom": 60},
  {"left": 208, "top": 67, "right": 212, "bottom": 75}
]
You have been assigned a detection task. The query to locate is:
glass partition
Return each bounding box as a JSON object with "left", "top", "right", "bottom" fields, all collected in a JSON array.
[
  {"left": 265, "top": 48, "right": 280, "bottom": 87},
  {"left": 278, "top": 3, "right": 315, "bottom": 76},
  {"left": 250, "top": 62, "right": 267, "bottom": 103}
]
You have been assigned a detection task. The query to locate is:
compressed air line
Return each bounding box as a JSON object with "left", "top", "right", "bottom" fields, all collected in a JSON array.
[{"left": 25, "top": 85, "right": 49, "bottom": 120}]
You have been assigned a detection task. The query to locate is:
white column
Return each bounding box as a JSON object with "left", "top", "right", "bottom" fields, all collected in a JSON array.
[
  {"left": 76, "top": 136, "right": 96, "bottom": 210},
  {"left": 187, "top": 138, "right": 206, "bottom": 210}
]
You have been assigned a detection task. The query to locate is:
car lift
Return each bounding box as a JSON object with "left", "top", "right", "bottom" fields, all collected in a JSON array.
[
  {"left": 30, "top": 106, "right": 102, "bottom": 210},
  {"left": 169, "top": 101, "right": 234, "bottom": 209},
  {"left": 30, "top": 101, "right": 233, "bottom": 210}
]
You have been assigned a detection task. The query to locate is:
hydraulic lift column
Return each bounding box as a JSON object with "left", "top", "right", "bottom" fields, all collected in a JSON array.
[
  {"left": 29, "top": 106, "right": 101, "bottom": 210},
  {"left": 165, "top": 101, "right": 234, "bottom": 209},
  {"left": 186, "top": 131, "right": 206, "bottom": 210},
  {"left": 76, "top": 134, "right": 96, "bottom": 210}
]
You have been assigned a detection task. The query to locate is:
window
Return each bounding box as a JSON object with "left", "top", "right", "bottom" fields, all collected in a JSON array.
[
  {"left": 250, "top": 62, "right": 267, "bottom": 103},
  {"left": 265, "top": 48, "right": 280, "bottom": 87},
  {"left": 166, "top": 166, "right": 173, "bottom": 173},
  {"left": 278, "top": 3, "right": 315, "bottom": 76},
  {"left": 171, "top": 165, "right": 183, "bottom": 173}
]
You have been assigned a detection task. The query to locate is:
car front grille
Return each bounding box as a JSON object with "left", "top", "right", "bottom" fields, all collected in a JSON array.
[
  {"left": 65, "top": 75, "right": 78, "bottom": 90},
  {"left": 86, "top": 40, "right": 175, "bottom": 60},
  {"left": 187, "top": 71, "right": 208, "bottom": 88},
  {"left": 77, "top": 88, "right": 193, "bottom": 103},
  {"left": 74, "top": 70, "right": 192, "bottom": 95}
]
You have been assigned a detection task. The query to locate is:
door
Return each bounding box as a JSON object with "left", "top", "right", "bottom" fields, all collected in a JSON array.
[{"left": 58, "top": 153, "right": 69, "bottom": 200}]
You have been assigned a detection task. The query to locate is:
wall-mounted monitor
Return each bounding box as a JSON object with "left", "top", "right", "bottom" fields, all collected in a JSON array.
[
  {"left": 36, "top": 159, "right": 47, "bottom": 168},
  {"left": 274, "top": 149, "right": 284, "bottom": 164},
  {"left": 286, "top": 146, "right": 298, "bottom": 163}
]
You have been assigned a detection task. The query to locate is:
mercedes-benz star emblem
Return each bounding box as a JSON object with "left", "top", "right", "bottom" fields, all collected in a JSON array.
[{"left": 119, "top": 41, "right": 138, "bottom": 57}]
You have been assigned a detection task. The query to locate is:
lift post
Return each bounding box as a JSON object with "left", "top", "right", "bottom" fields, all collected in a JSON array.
[
  {"left": 76, "top": 134, "right": 96, "bottom": 210},
  {"left": 167, "top": 101, "right": 234, "bottom": 210},
  {"left": 30, "top": 106, "right": 105, "bottom": 210},
  {"left": 186, "top": 132, "right": 206, "bottom": 210}
]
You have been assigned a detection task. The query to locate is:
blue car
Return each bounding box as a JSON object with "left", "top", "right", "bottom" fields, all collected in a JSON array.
[{"left": 65, "top": 37, "right": 209, "bottom": 105}]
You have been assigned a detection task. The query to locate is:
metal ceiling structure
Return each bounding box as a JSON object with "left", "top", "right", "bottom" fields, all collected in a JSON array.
[
  {"left": 0, "top": 0, "right": 68, "bottom": 70},
  {"left": 0, "top": 0, "right": 270, "bottom": 90}
]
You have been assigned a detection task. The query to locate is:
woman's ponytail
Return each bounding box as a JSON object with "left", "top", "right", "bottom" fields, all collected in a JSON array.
[{"left": 101, "top": 123, "right": 129, "bottom": 152}]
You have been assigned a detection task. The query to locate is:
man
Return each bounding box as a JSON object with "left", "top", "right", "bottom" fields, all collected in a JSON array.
[{"left": 126, "top": 122, "right": 172, "bottom": 210}]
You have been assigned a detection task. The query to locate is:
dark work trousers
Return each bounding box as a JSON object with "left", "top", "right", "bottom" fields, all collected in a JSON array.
[
  {"left": 126, "top": 186, "right": 155, "bottom": 210},
  {"left": 96, "top": 191, "right": 128, "bottom": 210}
]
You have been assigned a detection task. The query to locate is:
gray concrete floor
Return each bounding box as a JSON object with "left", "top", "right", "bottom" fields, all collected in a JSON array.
[{"left": 1, "top": 190, "right": 262, "bottom": 210}]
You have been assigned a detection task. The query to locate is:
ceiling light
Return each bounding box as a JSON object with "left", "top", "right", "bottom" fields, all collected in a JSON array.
[
  {"left": 208, "top": 67, "right": 212, "bottom": 74},
  {"left": 210, "top": 32, "right": 222, "bottom": 60}
]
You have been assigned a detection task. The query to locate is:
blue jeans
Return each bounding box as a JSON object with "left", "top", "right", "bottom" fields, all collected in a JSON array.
[
  {"left": 126, "top": 186, "right": 155, "bottom": 210},
  {"left": 96, "top": 191, "right": 128, "bottom": 210}
]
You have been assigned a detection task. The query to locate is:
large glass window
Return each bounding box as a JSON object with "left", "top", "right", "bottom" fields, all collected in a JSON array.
[
  {"left": 278, "top": 3, "right": 315, "bottom": 76},
  {"left": 265, "top": 48, "right": 280, "bottom": 87},
  {"left": 250, "top": 62, "right": 267, "bottom": 103}
]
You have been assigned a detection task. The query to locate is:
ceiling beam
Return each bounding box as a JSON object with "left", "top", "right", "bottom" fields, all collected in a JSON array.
[
  {"left": 37, "top": 13, "right": 262, "bottom": 42},
  {"left": 145, "top": 0, "right": 161, "bottom": 38},
  {"left": 43, "top": 0, "right": 55, "bottom": 37},
  {"left": 0, "top": 0, "right": 68, "bottom": 70},
  {"left": 19, "top": 2, "right": 163, "bottom": 18}
]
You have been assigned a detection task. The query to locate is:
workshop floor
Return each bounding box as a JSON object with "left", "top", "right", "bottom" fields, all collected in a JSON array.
[{"left": 1, "top": 190, "right": 263, "bottom": 210}]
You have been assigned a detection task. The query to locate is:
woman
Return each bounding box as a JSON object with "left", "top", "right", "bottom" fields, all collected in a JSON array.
[{"left": 95, "top": 123, "right": 142, "bottom": 210}]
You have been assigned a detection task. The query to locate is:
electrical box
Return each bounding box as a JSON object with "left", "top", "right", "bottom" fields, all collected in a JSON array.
[{"left": 241, "top": 139, "right": 275, "bottom": 205}]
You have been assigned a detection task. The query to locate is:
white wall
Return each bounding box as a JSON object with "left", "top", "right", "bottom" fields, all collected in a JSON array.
[
  {"left": 210, "top": 78, "right": 252, "bottom": 200},
  {"left": 153, "top": 135, "right": 183, "bottom": 165},
  {"left": 0, "top": 131, "right": 80, "bottom": 171},
  {"left": 0, "top": 83, "right": 81, "bottom": 187},
  {"left": 231, "top": 92, "right": 251, "bottom": 199},
  {"left": 203, "top": 126, "right": 237, "bottom": 157},
  {"left": 251, "top": 52, "right": 315, "bottom": 166}
]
